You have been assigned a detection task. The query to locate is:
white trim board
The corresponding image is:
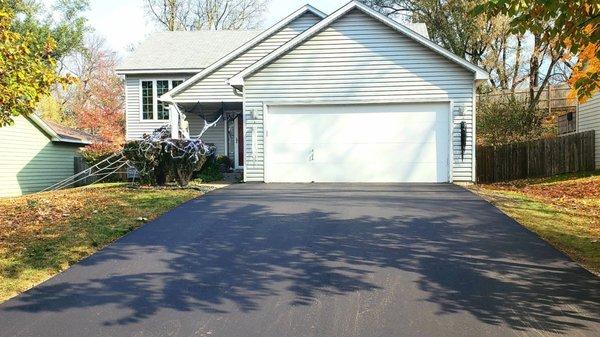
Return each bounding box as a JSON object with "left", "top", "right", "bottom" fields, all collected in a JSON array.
[
  {"left": 116, "top": 69, "right": 202, "bottom": 75},
  {"left": 229, "top": 0, "right": 489, "bottom": 87},
  {"left": 160, "top": 4, "right": 326, "bottom": 102}
]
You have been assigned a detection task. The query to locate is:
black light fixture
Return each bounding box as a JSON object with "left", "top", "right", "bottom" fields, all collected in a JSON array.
[{"left": 460, "top": 121, "right": 467, "bottom": 160}]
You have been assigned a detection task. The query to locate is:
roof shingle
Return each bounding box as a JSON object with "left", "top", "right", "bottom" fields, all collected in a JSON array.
[
  {"left": 42, "top": 120, "right": 106, "bottom": 144},
  {"left": 116, "top": 30, "right": 262, "bottom": 73}
]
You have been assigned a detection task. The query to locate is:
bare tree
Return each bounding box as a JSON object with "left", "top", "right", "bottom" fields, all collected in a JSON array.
[
  {"left": 361, "top": 0, "right": 571, "bottom": 110},
  {"left": 146, "top": 0, "right": 191, "bottom": 31},
  {"left": 146, "top": 0, "right": 269, "bottom": 31}
]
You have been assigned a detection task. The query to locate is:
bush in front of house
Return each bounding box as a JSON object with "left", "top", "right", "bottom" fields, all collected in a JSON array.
[
  {"left": 216, "top": 155, "right": 233, "bottom": 173},
  {"left": 123, "top": 136, "right": 215, "bottom": 187},
  {"left": 194, "top": 155, "right": 227, "bottom": 183},
  {"left": 123, "top": 140, "right": 164, "bottom": 184},
  {"left": 164, "top": 139, "right": 210, "bottom": 187}
]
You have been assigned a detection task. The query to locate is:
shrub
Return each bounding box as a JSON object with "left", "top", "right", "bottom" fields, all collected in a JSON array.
[
  {"left": 123, "top": 134, "right": 214, "bottom": 187},
  {"left": 123, "top": 140, "right": 163, "bottom": 184},
  {"left": 194, "top": 157, "right": 223, "bottom": 183},
  {"left": 80, "top": 142, "right": 121, "bottom": 166},
  {"left": 164, "top": 139, "right": 210, "bottom": 186},
  {"left": 477, "top": 94, "right": 555, "bottom": 146},
  {"left": 215, "top": 155, "right": 233, "bottom": 172}
]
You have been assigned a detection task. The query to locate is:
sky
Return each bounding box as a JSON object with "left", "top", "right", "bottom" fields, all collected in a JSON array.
[{"left": 44, "top": 0, "right": 349, "bottom": 57}]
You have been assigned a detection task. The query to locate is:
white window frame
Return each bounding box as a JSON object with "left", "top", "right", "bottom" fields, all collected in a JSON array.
[{"left": 139, "top": 78, "right": 185, "bottom": 121}]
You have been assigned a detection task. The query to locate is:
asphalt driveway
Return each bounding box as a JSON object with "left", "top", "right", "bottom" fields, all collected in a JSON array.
[{"left": 0, "top": 184, "right": 599, "bottom": 337}]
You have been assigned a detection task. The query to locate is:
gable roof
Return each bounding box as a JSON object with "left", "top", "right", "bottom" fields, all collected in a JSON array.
[
  {"left": 229, "top": 0, "right": 489, "bottom": 87},
  {"left": 28, "top": 115, "right": 101, "bottom": 145},
  {"left": 160, "top": 4, "right": 326, "bottom": 101},
  {"left": 116, "top": 30, "right": 261, "bottom": 74}
]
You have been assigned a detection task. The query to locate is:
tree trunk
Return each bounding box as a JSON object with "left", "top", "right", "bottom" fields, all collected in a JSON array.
[{"left": 528, "top": 33, "right": 541, "bottom": 110}]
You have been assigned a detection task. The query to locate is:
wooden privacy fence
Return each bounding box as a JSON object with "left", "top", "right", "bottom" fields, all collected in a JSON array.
[{"left": 476, "top": 131, "right": 595, "bottom": 183}]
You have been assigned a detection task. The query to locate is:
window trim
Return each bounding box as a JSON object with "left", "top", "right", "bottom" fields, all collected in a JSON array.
[{"left": 139, "top": 78, "right": 185, "bottom": 121}]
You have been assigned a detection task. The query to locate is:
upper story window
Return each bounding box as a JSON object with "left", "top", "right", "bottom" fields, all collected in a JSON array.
[{"left": 140, "top": 79, "right": 184, "bottom": 121}]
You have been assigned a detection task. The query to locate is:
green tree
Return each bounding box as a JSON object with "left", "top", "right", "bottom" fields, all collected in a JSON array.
[
  {"left": 0, "top": 0, "right": 71, "bottom": 126},
  {"left": 9, "top": 0, "right": 89, "bottom": 68},
  {"left": 361, "top": 0, "right": 501, "bottom": 65},
  {"left": 362, "top": 0, "right": 573, "bottom": 110},
  {"left": 475, "top": 0, "right": 600, "bottom": 101}
]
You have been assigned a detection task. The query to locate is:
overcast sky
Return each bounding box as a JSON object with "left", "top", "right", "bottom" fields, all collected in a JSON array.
[{"left": 44, "top": 0, "right": 349, "bottom": 57}]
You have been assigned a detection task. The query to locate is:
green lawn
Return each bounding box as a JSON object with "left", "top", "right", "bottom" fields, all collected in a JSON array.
[
  {"left": 0, "top": 183, "right": 216, "bottom": 303},
  {"left": 470, "top": 171, "right": 600, "bottom": 275}
]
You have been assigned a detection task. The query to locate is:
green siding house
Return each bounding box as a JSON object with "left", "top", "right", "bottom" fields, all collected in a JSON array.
[{"left": 0, "top": 115, "right": 98, "bottom": 197}]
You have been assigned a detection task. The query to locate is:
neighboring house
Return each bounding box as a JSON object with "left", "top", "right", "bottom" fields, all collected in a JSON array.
[
  {"left": 577, "top": 93, "right": 600, "bottom": 169},
  {"left": 557, "top": 111, "right": 577, "bottom": 135},
  {"left": 0, "top": 115, "right": 100, "bottom": 197},
  {"left": 117, "top": 1, "right": 488, "bottom": 183}
]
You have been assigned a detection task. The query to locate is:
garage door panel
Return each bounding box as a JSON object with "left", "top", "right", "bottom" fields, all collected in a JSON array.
[
  {"left": 268, "top": 142, "right": 312, "bottom": 162},
  {"left": 314, "top": 142, "right": 445, "bottom": 165},
  {"left": 265, "top": 103, "right": 449, "bottom": 183},
  {"left": 268, "top": 112, "right": 445, "bottom": 144},
  {"left": 267, "top": 162, "right": 446, "bottom": 183},
  {"left": 268, "top": 141, "right": 444, "bottom": 165}
]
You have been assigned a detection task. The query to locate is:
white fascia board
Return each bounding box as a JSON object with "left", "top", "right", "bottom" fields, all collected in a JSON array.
[
  {"left": 116, "top": 68, "right": 203, "bottom": 75},
  {"left": 51, "top": 138, "right": 91, "bottom": 145},
  {"left": 160, "top": 4, "right": 327, "bottom": 101},
  {"left": 28, "top": 114, "right": 61, "bottom": 141},
  {"left": 229, "top": 0, "right": 489, "bottom": 85}
]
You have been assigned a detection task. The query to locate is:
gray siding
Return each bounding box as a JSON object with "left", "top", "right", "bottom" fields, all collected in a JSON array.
[
  {"left": 577, "top": 93, "right": 600, "bottom": 168},
  {"left": 172, "top": 12, "right": 321, "bottom": 102},
  {"left": 0, "top": 116, "right": 80, "bottom": 197},
  {"left": 243, "top": 9, "right": 477, "bottom": 182},
  {"left": 124, "top": 73, "right": 228, "bottom": 156},
  {"left": 125, "top": 73, "right": 195, "bottom": 140},
  {"left": 187, "top": 110, "right": 227, "bottom": 156}
]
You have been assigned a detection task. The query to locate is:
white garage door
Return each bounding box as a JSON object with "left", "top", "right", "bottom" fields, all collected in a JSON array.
[{"left": 264, "top": 103, "right": 450, "bottom": 183}]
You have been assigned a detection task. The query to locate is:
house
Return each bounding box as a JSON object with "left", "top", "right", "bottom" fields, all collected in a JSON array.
[
  {"left": 117, "top": 1, "right": 488, "bottom": 183},
  {"left": 577, "top": 93, "right": 600, "bottom": 169},
  {"left": 0, "top": 115, "right": 101, "bottom": 197}
]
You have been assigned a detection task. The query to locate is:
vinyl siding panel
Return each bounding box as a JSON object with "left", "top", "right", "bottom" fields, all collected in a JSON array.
[
  {"left": 124, "top": 73, "right": 228, "bottom": 155},
  {"left": 172, "top": 12, "right": 321, "bottom": 102},
  {"left": 124, "top": 73, "right": 194, "bottom": 140},
  {"left": 243, "top": 9, "right": 477, "bottom": 182},
  {"left": 0, "top": 116, "right": 80, "bottom": 197},
  {"left": 577, "top": 93, "right": 600, "bottom": 168},
  {"left": 187, "top": 110, "right": 227, "bottom": 156}
]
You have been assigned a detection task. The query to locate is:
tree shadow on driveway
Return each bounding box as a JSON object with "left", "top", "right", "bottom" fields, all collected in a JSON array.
[{"left": 1, "top": 184, "right": 599, "bottom": 336}]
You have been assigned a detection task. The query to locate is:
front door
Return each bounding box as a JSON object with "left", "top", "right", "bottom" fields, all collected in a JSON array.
[{"left": 235, "top": 117, "right": 244, "bottom": 168}]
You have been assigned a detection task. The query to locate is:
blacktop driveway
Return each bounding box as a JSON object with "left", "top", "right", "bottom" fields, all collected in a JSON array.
[{"left": 0, "top": 184, "right": 599, "bottom": 337}]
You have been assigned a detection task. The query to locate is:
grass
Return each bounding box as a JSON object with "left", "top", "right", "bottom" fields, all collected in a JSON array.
[
  {"left": 469, "top": 171, "right": 600, "bottom": 275},
  {"left": 0, "top": 183, "right": 215, "bottom": 303}
]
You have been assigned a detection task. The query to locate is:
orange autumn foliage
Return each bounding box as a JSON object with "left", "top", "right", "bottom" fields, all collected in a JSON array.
[{"left": 568, "top": 40, "right": 600, "bottom": 103}]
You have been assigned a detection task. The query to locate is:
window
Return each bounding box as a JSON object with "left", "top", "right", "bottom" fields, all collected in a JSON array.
[
  {"left": 141, "top": 81, "right": 154, "bottom": 120},
  {"left": 140, "top": 79, "right": 184, "bottom": 120},
  {"left": 156, "top": 80, "right": 170, "bottom": 120}
]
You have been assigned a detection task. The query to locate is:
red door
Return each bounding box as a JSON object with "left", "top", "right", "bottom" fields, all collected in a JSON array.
[{"left": 237, "top": 118, "right": 244, "bottom": 167}]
